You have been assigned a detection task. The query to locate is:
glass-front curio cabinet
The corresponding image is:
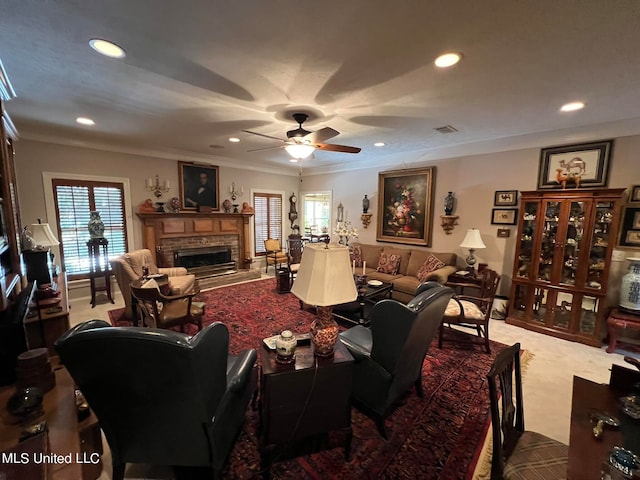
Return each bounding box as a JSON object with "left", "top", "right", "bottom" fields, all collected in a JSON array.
[{"left": 507, "top": 189, "right": 625, "bottom": 346}]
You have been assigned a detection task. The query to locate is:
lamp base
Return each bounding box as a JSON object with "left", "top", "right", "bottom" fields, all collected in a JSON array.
[{"left": 311, "top": 306, "right": 339, "bottom": 357}]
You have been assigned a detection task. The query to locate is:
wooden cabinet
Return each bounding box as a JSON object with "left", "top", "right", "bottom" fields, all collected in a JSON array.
[{"left": 506, "top": 189, "right": 625, "bottom": 346}]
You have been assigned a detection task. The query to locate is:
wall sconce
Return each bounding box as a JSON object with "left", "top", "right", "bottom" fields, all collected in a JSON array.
[
  {"left": 440, "top": 215, "right": 459, "bottom": 234},
  {"left": 145, "top": 174, "right": 170, "bottom": 198},
  {"left": 360, "top": 213, "right": 373, "bottom": 229},
  {"left": 229, "top": 182, "right": 243, "bottom": 213}
]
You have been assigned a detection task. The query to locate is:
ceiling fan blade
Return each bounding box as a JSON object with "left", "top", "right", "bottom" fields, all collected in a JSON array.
[
  {"left": 242, "top": 130, "right": 285, "bottom": 142},
  {"left": 305, "top": 126, "right": 339, "bottom": 143},
  {"left": 315, "top": 143, "right": 361, "bottom": 154},
  {"left": 247, "top": 145, "right": 284, "bottom": 152}
]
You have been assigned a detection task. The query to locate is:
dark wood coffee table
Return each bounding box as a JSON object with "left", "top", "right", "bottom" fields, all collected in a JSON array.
[
  {"left": 259, "top": 341, "right": 353, "bottom": 476},
  {"left": 333, "top": 281, "right": 393, "bottom": 326}
]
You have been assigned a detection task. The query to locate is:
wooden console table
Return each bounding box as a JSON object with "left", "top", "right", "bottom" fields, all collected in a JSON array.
[
  {"left": 0, "top": 363, "right": 103, "bottom": 480},
  {"left": 606, "top": 308, "right": 640, "bottom": 353}
]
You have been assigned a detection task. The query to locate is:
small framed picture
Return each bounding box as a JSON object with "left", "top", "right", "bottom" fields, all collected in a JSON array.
[
  {"left": 630, "top": 185, "right": 640, "bottom": 203},
  {"left": 494, "top": 190, "right": 518, "bottom": 206},
  {"left": 618, "top": 206, "right": 640, "bottom": 249},
  {"left": 497, "top": 228, "right": 511, "bottom": 238},
  {"left": 491, "top": 208, "right": 518, "bottom": 225}
]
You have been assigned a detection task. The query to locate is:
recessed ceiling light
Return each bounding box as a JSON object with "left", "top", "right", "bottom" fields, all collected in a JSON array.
[
  {"left": 289, "top": 158, "right": 299, "bottom": 163},
  {"left": 434, "top": 52, "right": 462, "bottom": 68},
  {"left": 89, "top": 38, "right": 126, "bottom": 59},
  {"left": 374, "top": 142, "right": 386, "bottom": 147},
  {"left": 560, "top": 101, "right": 585, "bottom": 112},
  {"left": 228, "top": 137, "right": 240, "bottom": 143},
  {"left": 76, "top": 116, "right": 95, "bottom": 126}
]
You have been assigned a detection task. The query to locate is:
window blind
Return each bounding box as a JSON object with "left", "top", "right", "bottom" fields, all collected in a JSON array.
[
  {"left": 53, "top": 179, "right": 127, "bottom": 279},
  {"left": 254, "top": 192, "right": 282, "bottom": 255}
]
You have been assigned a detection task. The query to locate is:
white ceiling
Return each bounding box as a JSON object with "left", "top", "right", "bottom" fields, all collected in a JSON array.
[{"left": 2, "top": 0, "right": 640, "bottom": 175}]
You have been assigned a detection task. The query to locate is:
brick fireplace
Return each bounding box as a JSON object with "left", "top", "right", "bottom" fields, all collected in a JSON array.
[{"left": 136, "top": 212, "right": 254, "bottom": 275}]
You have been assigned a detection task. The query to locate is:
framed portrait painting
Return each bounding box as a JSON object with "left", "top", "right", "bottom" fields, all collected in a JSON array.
[
  {"left": 537, "top": 140, "right": 612, "bottom": 190},
  {"left": 376, "top": 167, "right": 435, "bottom": 246},
  {"left": 178, "top": 162, "right": 219, "bottom": 211}
]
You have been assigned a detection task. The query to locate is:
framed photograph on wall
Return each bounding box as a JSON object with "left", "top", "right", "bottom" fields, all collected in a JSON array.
[
  {"left": 491, "top": 208, "right": 518, "bottom": 225},
  {"left": 376, "top": 167, "right": 435, "bottom": 246},
  {"left": 179, "top": 162, "right": 219, "bottom": 211},
  {"left": 537, "top": 140, "right": 613, "bottom": 190},
  {"left": 630, "top": 185, "right": 640, "bottom": 203},
  {"left": 618, "top": 206, "right": 640, "bottom": 249},
  {"left": 494, "top": 190, "right": 518, "bottom": 206}
]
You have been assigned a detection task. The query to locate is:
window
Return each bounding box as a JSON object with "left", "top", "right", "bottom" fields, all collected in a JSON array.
[
  {"left": 52, "top": 179, "right": 127, "bottom": 279},
  {"left": 301, "top": 191, "right": 331, "bottom": 235},
  {"left": 254, "top": 192, "right": 282, "bottom": 255}
]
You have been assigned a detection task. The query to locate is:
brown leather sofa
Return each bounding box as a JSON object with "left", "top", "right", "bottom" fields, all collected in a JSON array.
[
  {"left": 351, "top": 242, "right": 457, "bottom": 303},
  {"left": 110, "top": 249, "right": 196, "bottom": 319}
]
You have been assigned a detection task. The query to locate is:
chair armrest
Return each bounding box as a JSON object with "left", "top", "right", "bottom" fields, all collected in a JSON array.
[
  {"left": 157, "top": 291, "right": 197, "bottom": 302},
  {"left": 226, "top": 349, "right": 258, "bottom": 393},
  {"left": 159, "top": 267, "right": 189, "bottom": 276},
  {"left": 423, "top": 265, "right": 457, "bottom": 284}
]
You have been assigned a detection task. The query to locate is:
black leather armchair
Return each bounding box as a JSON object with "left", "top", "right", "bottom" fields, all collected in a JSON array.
[
  {"left": 339, "top": 282, "right": 453, "bottom": 437},
  {"left": 55, "top": 320, "right": 257, "bottom": 480}
]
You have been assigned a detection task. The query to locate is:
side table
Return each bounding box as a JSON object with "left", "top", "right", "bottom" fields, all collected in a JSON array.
[
  {"left": 87, "top": 238, "right": 114, "bottom": 308},
  {"left": 606, "top": 308, "right": 640, "bottom": 353},
  {"left": 259, "top": 341, "right": 353, "bottom": 475}
]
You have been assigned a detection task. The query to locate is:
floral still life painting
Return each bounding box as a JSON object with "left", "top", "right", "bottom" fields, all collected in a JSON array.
[{"left": 377, "top": 167, "right": 435, "bottom": 246}]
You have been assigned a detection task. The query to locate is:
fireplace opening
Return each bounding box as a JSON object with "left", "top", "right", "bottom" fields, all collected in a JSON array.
[{"left": 174, "top": 246, "right": 236, "bottom": 278}]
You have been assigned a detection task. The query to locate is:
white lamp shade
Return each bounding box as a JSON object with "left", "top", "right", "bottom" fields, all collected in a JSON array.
[
  {"left": 290, "top": 244, "right": 358, "bottom": 306},
  {"left": 460, "top": 228, "right": 486, "bottom": 249},
  {"left": 285, "top": 143, "right": 315, "bottom": 159},
  {"left": 30, "top": 223, "right": 60, "bottom": 247}
]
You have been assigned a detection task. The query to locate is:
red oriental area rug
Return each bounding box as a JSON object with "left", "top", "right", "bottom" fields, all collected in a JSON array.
[{"left": 108, "top": 278, "right": 512, "bottom": 479}]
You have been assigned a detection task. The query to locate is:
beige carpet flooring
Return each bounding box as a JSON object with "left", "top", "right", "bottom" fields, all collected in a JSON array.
[{"left": 67, "top": 276, "right": 639, "bottom": 478}]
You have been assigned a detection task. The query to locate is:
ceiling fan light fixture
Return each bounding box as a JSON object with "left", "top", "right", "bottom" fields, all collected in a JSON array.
[
  {"left": 285, "top": 144, "right": 315, "bottom": 159},
  {"left": 89, "top": 38, "right": 126, "bottom": 59},
  {"left": 434, "top": 52, "right": 462, "bottom": 68}
]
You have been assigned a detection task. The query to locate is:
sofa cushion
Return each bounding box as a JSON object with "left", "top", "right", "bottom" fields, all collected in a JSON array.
[
  {"left": 382, "top": 247, "right": 411, "bottom": 275},
  {"left": 377, "top": 252, "right": 401, "bottom": 275},
  {"left": 407, "top": 250, "right": 455, "bottom": 276},
  {"left": 391, "top": 275, "right": 421, "bottom": 295},
  {"left": 350, "top": 244, "right": 363, "bottom": 267},
  {"left": 367, "top": 270, "right": 401, "bottom": 284},
  {"left": 356, "top": 243, "right": 384, "bottom": 268},
  {"left": 416, "top": 254, "right": 446, "bottom": 282}
]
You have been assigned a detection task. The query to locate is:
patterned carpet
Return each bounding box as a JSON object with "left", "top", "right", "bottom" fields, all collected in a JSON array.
[{"left": 108, "top": 278, "right": 514, "bottom": 479}]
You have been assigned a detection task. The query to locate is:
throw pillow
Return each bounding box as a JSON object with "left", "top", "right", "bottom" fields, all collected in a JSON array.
[
  {"left": 376, "top": 252, "right": 401, "bottom": 275},
  {"left": 416, "top": 254, "right": 446, "bottom": 282},
  {"left": 350, "top": 245, "right": 363, "bottom": 268}
]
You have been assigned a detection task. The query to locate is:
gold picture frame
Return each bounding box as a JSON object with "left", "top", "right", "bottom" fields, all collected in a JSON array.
[
  {"left": 376, "top": 167, "right": 435, "bottom": 246},
  {"left": 178, "top": 162, "right": 219, "bottom": 211}
]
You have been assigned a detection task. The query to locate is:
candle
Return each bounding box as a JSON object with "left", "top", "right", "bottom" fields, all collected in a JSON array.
[
  {"left": 241, "top": 186, "right": 244, "bottom": 194},
  {"left": 165, "top": 180, "right": 170, "bottom": 189},
  {"left": 352, "top": 260, "right": 355, "bottom": 275},
  {"left": 146, "top": 178, "right": 152, "bottom": 188},
  {"left": 229, "top": 185, "right": 233, "bottom": 193},
  {"left": 363, "top": 261, "right": 366, "bottom": 275}
]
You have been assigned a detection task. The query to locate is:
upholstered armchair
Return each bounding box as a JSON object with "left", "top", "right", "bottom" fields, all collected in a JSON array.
[
  {"left": 110, "top": 249, "right": 196, "bottom": 319},
  {"left": 339, "top": 282, "right": 453, "bottom": 437},
  {"left": 264, "top": 238, "right": 288, "bottom": 273},
  {"left": 55, "top": 320, "right": 258, "bottom": 480}
]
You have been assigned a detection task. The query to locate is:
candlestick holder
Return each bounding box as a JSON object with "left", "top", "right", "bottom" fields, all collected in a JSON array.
[{"left": 146, "top": 174, "right": 170, "bottom": 198}]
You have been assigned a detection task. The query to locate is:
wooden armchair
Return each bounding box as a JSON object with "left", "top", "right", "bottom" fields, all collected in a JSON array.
[
  {"left": 286, "top": 238, "right": 304, "bottom": 282},
  {"left": 130, "top": 280, "right": 204, "bottom": 333},
  {"left": 264, "top": 238, "right": 288, "bottom": 273},
  {"left": 439, "top": 268, "right": 500, "bottom": 353}
]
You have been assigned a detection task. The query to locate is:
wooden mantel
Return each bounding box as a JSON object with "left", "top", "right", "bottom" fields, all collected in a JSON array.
[{"left": 136, "top": 212, "right": 254, "bottom": 268}]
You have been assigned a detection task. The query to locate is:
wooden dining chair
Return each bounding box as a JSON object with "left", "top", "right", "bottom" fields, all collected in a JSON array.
[
  {"left": 264, "top": 238, "right": 288, "bottom": 273},
  {"left": 487, "top": 343, "right": 568, "bottom": 479}
]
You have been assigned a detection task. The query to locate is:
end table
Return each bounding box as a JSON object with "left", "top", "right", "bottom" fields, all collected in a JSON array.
[{"left": 87, "top": 238, "right": 114, "bottom": 308}]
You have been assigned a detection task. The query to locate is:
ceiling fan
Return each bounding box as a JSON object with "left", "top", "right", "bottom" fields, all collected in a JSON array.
[{"left": 242, "top": 113, "right": 361, "bottom": 159}]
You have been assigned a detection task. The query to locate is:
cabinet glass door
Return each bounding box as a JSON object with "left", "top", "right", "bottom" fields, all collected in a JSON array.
[
  {"left": 585, "top": 201, "right": 615, "bottom": 290},
  {"left": 553, "top": 291, "right": 574, "bottom": 330},
  {"left": 578, "top": 294, "right": 600, "bottom": 334},
  {"left": 559, "top": 201, "right": 585, "bottom": 287},
  {"left": 538, "top": 201, "right": 560, "bottom": 283},
  {"left": 510, "top": 284, "right": 533, "bottom": 319},
  {"left": 516, "top": 202, "right": 538, "bottom": 280},
  {"left": 532, "top": 287, "right": 550, "bottom": 324}
]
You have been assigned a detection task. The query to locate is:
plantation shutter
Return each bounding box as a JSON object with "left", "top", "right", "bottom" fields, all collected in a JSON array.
[
  {"left": 254, "top": 192, "right": 282, "bottom": 255},
  {"left": 53, "top": 179, "right": 127, "bottom": 279}
]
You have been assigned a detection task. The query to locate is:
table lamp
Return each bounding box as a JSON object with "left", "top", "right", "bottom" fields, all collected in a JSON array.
[
  {"left": 290, "top": 243, "right": 358, "bottom": 357},
  {"left": 26, "top": 221, "right": 60, "bottom": 284},
  {"left": 460, "top": 228, "right": 486, "bottom": 272}
]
